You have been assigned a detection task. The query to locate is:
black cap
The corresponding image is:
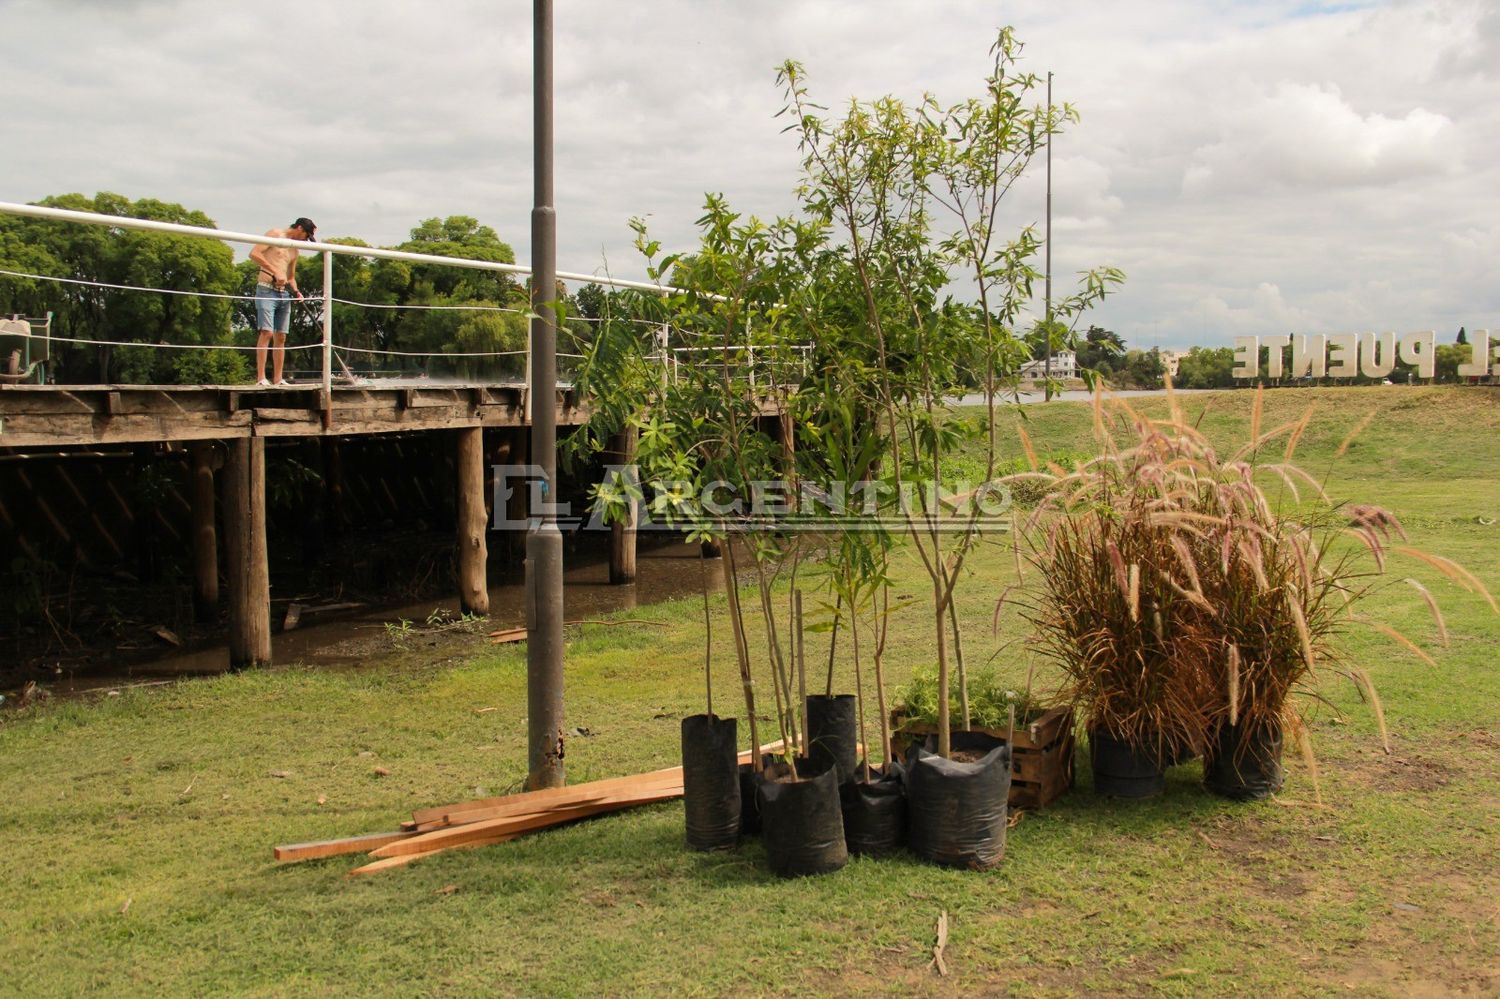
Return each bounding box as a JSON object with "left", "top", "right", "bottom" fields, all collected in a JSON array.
[{"left": 292, "top": 217, "right": 317, "bottom": 240}]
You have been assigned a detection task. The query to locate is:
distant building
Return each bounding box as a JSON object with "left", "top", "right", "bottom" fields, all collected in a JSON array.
[
  {"left": 1020, "top": 349, "right": 1078, "bottom": 380},
  {"left": 1160, "top": 350, "right": 1185, "bottom": 378}
]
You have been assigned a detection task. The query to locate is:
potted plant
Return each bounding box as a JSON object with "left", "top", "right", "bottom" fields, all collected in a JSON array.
[
  {"left": 890, "top": 666, "right": 1076, "bottom": 810},
  {"left": 1018, "top": 387, "right": 1489, "bottom": 801}
]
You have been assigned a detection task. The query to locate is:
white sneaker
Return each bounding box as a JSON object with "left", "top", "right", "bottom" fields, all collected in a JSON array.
[
  {"left": 257, "top": 378, "right": 271, "bottom": 387},
  {"left": 275, "top": 378, "right": 292, "bottom": 386}
]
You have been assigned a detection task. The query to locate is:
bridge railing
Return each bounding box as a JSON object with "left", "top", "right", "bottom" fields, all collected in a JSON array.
[
  {"left": 658, "top": 344, "right": 812, "bottom": 389},
  {"left": 0, "top": 200, "right": 691, "bottom": 397}
]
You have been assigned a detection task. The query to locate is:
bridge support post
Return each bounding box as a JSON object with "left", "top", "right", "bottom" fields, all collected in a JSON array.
[
  {"left": 456, "top": 426, "right": 489, "bottom": 616},
  {"left": 189, "top": 441, "right": 219, "bottom": 621},
  {"left": 608, "top": 424, "right": 638, "bottom": 584},
  {"left": 224, "top": 437, "right": 271, "bottom": 670},
  {"left": 492, "top": 426, "right": 529, "bottom": 561}
]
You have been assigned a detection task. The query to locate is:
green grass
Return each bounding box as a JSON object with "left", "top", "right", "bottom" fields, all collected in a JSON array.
[{"left": 2, "top": 386, "right": 1497, "bottom": 996}]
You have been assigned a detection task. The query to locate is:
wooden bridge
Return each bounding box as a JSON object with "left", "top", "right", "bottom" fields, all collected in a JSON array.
[
  {"left": 0, "top": 376, "right": 632, "bottom": 674},
  {"left": 0, "top": 201, "right": 798, "bottom": 678}
]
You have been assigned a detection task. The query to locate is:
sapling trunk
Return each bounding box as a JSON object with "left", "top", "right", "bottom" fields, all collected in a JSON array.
[
  {"left": 825, "top": 591, "right": 842, "bottom": 697},
  {"left": 849, "top": 588, "right": 871, "bottom": 784},
  {"left": 719, "top": 541, "right": 762, "bottom": 771},
  {"left": 934, "top": 581, "right": 951, "bottom": 758},
  {"left": 948, "top": 595, "right": 971, "bottom": 731},
  {"left": 874, "top": 585, "right": 893, "bottom": 767},
  {"left": 699, "top": 548, "right": 714, "bottom": 717},
  {"left": 795, "top": 589, "right": 808, "bottom": 757},
  {"left": 753, "top": 560, "right": 798, "bottom": 756}
]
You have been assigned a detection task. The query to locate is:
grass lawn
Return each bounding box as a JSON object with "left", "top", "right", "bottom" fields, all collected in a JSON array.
[{"left": 2, "top": 386, "right": 1497, "bottom": 997}]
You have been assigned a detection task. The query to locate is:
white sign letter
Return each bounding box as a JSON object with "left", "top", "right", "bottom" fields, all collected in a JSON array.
[
  {"left": 1261, "top": 334, "right": 1289, "bottom": 379},
  {"left": 1326, "top": 334, "right": 1358, "bottom": 378},
  {"left": 1458, "top": 330, "right": 1490, "bottom": 378},
  {"left": 1232, "top": 336, "right": 1260, "bottom": 379},
  {"left": 1398, "top": 331, "right": 1435, "bottom": 379},
  {"left": 1359, "top": 332, "right": 1397, "bottom": 378},
  {"left": 1289, "top": 334, "right": 1326, "bottom": 379}
]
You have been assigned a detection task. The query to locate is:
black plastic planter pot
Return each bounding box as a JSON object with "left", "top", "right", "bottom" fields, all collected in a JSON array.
[
  {"left": 680, "top": 714, "right": 740, "bottom": 851},
  {"left": 737, "top": 754, "right": 776, "bottom": 835},
  {"left": 805, "top": 694, "right": 859, "bottom": 782},
  {"left": 1089, "top": 727, "right": 1166, "bottom": 799},
  {"left": 756, "top": 759, "right": 848, "bottom": 877},
  {"left": 839, "top": 762, "right": 906, "bottom": 858},
  {"left": 1204, "top": 719, "right": 1285, "bottom": 801},
  {"left": 904, "top": 732, "right": 1012, "bottom": 870}
]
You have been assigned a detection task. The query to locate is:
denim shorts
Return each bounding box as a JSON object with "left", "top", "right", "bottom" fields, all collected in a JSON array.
[{"left": 253, "top": 283, "right": 292, "bottom": 334}]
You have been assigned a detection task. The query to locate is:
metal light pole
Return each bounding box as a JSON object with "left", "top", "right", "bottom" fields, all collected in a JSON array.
[
  {"left": 1043, "top": 70, "right": 1053, "bottom": 402},
  {"left": 526, "top": 0, "right": 566, "bottom": 790}
]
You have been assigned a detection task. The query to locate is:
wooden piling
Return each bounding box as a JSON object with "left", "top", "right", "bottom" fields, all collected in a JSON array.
[
  {"left": 299, "top": 438, "right": 325, "bottom": 566},
  {"left": 495, "top": 427, "right": 529, "bottom": 559},
  {"left": 224, "top": 437, "right": 271, "bottom": 670},
  {"left": 189, "top": 441, "right": 218, "bottom": 621},
  {"left": 608, "top": 424, "right": 638, "bottom": 584},
  {"left": 455, "top": 426, "right": 489, "bottom": 616}
]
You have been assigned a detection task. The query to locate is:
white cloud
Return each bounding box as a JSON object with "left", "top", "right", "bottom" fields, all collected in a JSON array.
[
  {"left": 1182, "top": 81, "right": 1457, "bottom": 195},
  {"left": 2, "top": 0, "right": 1497, "bottom": 351}
]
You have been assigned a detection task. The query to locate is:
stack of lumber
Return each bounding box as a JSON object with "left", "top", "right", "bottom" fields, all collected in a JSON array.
[{"left": 273, "top": 744, "right": 778, "bottom": 876}]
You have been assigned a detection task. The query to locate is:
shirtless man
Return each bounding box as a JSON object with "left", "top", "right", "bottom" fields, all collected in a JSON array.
[{"left": 248, "top": 217, "right": 317, "bottom": 386}]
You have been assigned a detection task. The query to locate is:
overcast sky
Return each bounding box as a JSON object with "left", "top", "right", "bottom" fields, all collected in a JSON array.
[{"left": 4, "top": 0, "right": 1495, "bottom": 349}]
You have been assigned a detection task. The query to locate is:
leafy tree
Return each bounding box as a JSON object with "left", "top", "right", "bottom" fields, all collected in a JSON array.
[
  {"left": 1174, "top": 346, "right": 1235, "bottom": 389},
  {"left": 1434, "top": 343, "right": 1468, "bottom": 383},
  {"left": 1457, "top": 326, "right": 1467, "bottom": 346},
  {"left": 0, "top": 192, "right": 237, "bottom": 383},
  {"left": 1076, "top": 324, "right": 1126, "bottom": 374},
  {"left": 353, "top": 217, "right": 529, "bottom": 379},
  {"left": 1118, "top": 347, "right": 1165, "bottom": 389}
]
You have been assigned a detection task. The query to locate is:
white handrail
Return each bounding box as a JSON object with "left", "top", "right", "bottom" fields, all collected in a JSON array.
[
  {"left": 0, "top": 200, "right": 688, "bottom": 295},
  {"left": 0, "top": 199, "right": 706, "bottom": 390},
  {"left": 0, "top": 200, "right": 783, "bottom": 395}
]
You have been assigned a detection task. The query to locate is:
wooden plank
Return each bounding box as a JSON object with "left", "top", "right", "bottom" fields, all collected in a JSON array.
[
  {"left": 421, "top": 772, "right": 689, "bottom": 830},
  {"left": 413, "top": 766, "right": 682, "bottom": 828},
  {"left": 273, "top": 829, "right": 418, "bottom": 862},
  {"left": 412, "top": 792, "right": 612, "bottom": 834},
  {"left": 346, "top": 839, "right": 503, "bottom": 877},
  {"left": 251, "top": 407, "right": 322, "bottom": 424},
  {"left": 0, "top": 412, "right": 253, "bottom": 447},
  {"left": 411, "top": 743, "right": 782, "bottom": 829},
  {"left": 375, "top": 790, "right": 682, "bottom": 859}
]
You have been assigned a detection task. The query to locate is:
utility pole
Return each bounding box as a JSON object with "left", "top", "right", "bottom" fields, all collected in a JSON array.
[
  {"left": 1043, "top": 70, "right": 1053, "bottom": 402},
  {"left": 526, "top": 0, "right": 566, "bottom": 790}
]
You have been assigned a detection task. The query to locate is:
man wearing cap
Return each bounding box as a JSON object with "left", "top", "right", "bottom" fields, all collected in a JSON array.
[{"left": 249, "top": 217, "right": 317, "bottom": 386}]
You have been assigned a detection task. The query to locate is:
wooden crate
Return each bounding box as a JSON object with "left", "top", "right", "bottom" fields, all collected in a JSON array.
[{"left": 890, "top": 705, "right": 1075, "bottom": 810}]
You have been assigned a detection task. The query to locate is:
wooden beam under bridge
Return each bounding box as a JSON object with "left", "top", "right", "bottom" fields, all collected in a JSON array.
[{"left": 0, "top": 382, "right": 588, "bottom": 448}]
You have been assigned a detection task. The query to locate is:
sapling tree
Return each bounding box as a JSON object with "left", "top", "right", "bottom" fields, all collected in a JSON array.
[
  {"left": 778, "top": 29, "right": 1122, "bottom": 756},
  {"left": 572, "top": 201, "right": 819, "bottom": 770}
]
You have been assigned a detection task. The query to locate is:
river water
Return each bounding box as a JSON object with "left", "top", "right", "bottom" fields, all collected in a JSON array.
[{"left": 37, "top": 536, "right": 721, "bottom": 696}]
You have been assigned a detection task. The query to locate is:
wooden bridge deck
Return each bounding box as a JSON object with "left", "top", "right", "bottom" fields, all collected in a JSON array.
[{"left": 0, "top": 381, "right": 588, "bottom": 448}]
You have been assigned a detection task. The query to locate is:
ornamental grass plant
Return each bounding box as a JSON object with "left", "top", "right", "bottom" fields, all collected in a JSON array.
[{"left": 1014, "top": 385, "right": 1493, "bottom": 779}]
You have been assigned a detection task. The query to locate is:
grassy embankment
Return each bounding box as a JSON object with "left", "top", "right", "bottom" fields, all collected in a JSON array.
[{"left": 1, "top": 386, "right": 1496, "bottom": 996}]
